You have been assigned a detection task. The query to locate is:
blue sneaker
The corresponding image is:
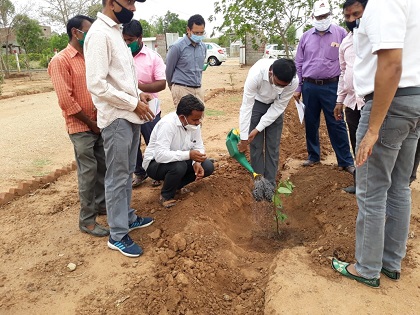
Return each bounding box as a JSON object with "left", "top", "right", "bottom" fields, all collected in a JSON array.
[
  {"left": 128, "top": 216, "right": 154, "bottom": 232},
  {"left": 107, "top": 234, "right": 143, "bottom": 257}
]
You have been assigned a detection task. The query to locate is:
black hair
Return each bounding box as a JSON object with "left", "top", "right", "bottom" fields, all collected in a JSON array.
[
  {"left": 66, "top": 15, "right": 94, "bottom": 41},
  {"left": 122, "top": 20, "right": 143, "bottom": 37},
  {"left": 187, "top": 14, "right": 205, "bottom": 29},
  {"left": 342, "top": 0, "right": 368, "bottom": 9},
  {"left": 176, "top": 95, "right": 205, "bottom": 116},
  {"left": 102, "top": 0, "right": 106, "bottom": 6},
  {"left": 271, "top": 58, "right": 296, "bottom": 83}
]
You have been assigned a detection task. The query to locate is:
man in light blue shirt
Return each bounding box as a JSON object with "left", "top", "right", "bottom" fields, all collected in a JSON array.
[{"left": 165, "top": 14, "right": 207, "bottom": 106}]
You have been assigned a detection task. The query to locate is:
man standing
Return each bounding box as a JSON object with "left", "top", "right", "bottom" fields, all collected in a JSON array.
[
  {"left": 238, "top": 58, "right": 298, "bottom": 192},
  {"left": 122, "top": 20, "right": 166, "bottom": 188},
  {"left": 294, "top": 0, "right": 354, "bottom": 173},
  {"left": 84, "top": 0, "right": 154, "bottom": 258},
  {"left": 332, "top": 0, "right": 420, "bottom": 288},
  {"left": 48, "top": 15, "right": 109, "bottom": 237},
  {"left": 333, "top": 0, "right": 367, "bottom": 194},
  {"left": 143, "top": 95, "right": 214, "bottom": 208},
  {"left": 165, "top": 14, "right": 207, "bottom": 106}
]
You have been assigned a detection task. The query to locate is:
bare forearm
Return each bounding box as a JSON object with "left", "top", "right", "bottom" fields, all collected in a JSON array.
[
  {"left": 138, "top": 80, "right": 166, "bottom": 93},
  {"left": 368, "top": 49, "right": 402, "bottom": 134},
  {"left": 72, "top": 111, "right": 95, "bottom": 128}
]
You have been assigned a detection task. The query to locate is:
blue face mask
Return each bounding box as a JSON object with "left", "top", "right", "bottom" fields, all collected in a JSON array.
[{"left": 190, "top": 34, "right": 204, "bottom": 43}]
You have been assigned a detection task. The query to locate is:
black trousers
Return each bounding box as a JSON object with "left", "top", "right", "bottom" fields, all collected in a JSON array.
[
  {"left": 146, "top": 159, "right": 214, "bottom": 199},
  {"left": 345, "top": 106, "right": 361, "bottom": 156}
]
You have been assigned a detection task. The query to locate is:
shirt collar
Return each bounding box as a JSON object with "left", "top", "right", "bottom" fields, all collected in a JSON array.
[
  {"left": 97, "top": 12, "right": 119, "bottom": 28},
  {"left": 182, "top": 35, "right": 195, "bottom": 46},
  {"left": 67, "top": 43, "right": 82, "bottom": 58}
]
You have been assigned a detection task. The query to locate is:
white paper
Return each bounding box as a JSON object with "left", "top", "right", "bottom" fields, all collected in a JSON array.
[
  {"left": 295, "top": 100, "right": 305, "bottom": 124},
  {"left": 148, "top": 98, "right": 160, "bottom": 116}
]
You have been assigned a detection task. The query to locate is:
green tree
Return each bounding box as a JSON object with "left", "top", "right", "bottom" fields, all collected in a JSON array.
[
  {"left": 0, "top": 0, "right": 15, "bottom": 79},
  {"left": 0, "top": 0, "right": 14, "bottom": 27},
  {"left": 211, "top": 0, "right": 314, "bottom": 58},
  {"left": 139, "top": 18, "right": 153, "bottom": 37},
  {"left": 152, "top": 11, "right": 187, "bottom": 36},
  {"left": 49, "top": 33, "right": 69, "bottom": 52},
  {"left": 14, "top": 15, "right": 44, "bottom": 54}
]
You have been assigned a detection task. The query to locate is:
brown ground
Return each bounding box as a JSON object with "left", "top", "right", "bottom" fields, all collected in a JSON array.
[{"left": 1, "top": 59, "right": 419, "bottom": 314}]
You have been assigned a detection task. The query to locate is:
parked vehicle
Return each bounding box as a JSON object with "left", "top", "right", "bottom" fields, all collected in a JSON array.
[
  {"left": 204, "top": 42, "right": 227, "bottom": 66},
  {"left": 263, "top": 44, "right": 296, "bottom": 59}
]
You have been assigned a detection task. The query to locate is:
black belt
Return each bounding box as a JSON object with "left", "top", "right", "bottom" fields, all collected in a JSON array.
[
  {"left": 364, "top": 87, "right": 420, "bottom": 102},
  {"left": 304, "top": 77, "right": 339, "bottom": 85},
  {"left": 173, "top": 83, "right": 201, "bottom": 88}
]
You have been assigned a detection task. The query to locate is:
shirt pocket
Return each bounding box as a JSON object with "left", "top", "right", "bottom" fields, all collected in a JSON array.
[{"left": 325, "top": 46, "right": 339, "bottom": 61}]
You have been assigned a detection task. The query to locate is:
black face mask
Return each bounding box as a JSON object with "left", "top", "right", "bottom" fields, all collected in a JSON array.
[
  {"left": 113, "top": 0, "right": 134, "bottom": 24},
  {"left": 345, "top": 20, "right": 358, "bottom": 32}
]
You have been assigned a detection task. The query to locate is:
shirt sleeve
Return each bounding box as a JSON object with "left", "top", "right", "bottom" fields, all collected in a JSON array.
[
  {"left": 85, "top": 30, "right": 138, "bottom": 111},
  {"left": 239, "top": 67, "right": 260, "bottom": 140},
  {"left": 294, "top": 35, "right": 305, "bottom": 93},
  {"left": 256, "top": 78, "right": 299, "bottom": 132},
  {"left": 48, "top": 55, "right": 82, "bottom": 116},
  {"left": 165, "top": 45, "right": 180, "bottom": 85},
  {"left": 154, "top": 123, "right": 190, "bottom": 163},
  {"left": 336, "top": 43, "right": 347, "bottom": 103},
  {"left": 153, "top": 53, "right": 166, "bottom": 81}
]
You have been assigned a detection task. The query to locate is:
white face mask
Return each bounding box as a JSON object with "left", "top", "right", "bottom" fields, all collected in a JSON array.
[
  {"left": 313, "top": 15, "right": 332, "bottom": 32},
  {"left": 181, "top": 115, "right": 200, "bottom": 131}
]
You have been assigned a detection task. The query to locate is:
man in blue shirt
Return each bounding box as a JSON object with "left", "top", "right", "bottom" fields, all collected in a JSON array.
[{"left": 165, "top": 14, "right": 207, "bottom": 107}]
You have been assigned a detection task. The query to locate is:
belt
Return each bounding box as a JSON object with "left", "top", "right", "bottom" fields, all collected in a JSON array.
[
  {"left": 304, "top": 77, "right": 339, "bottom": 85},
  {"left": 364, "top": 87, "right": 420, "bottom": 102},
  {"left": 173, "top": 83, "right": 201, "bottom": 89}
]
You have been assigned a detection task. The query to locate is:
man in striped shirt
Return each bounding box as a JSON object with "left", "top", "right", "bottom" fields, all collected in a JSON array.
[{"left": 48, "top": 15, "right": 109, "bottom": 237}]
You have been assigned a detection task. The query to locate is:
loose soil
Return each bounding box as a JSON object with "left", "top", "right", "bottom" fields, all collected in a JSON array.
[{"left": 1, "top": 59, "right": 419, "bottom": 315}]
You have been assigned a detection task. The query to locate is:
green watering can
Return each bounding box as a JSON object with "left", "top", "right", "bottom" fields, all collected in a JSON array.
[{"left": 226, "top": 128, "right": 259, "bottom": 178}]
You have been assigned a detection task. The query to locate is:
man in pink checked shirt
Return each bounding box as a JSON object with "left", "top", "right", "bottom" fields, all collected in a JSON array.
[
  {"left": 123, "top": 20, "right": 166, "bottom": 188},
  {"left": 333, "top": 0, "right": 368, "bottom": 194}
]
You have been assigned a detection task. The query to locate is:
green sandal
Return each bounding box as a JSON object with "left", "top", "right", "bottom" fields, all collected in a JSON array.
[
  {"left": 381, "top": 267, "right": 400, "bottom": 281},
  {"left": 331, "top": 258, "right": 380, "bottom": 288}
]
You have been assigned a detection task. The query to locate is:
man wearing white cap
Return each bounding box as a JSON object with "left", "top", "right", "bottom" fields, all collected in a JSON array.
[{"left": 294, "top": 1, "right": 354, "bottom": 174}]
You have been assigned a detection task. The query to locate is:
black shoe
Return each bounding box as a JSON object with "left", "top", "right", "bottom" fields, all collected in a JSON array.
[
  {"left": 342, "top": 186, "right": 356, "bottom": 194},
  {"left": 302, "top": 160, "right": 320, "bottom": 167},
  {"left": 80, "top": 223, "right": 110, "bottom": 237},
  {"left": 381, "top": 267, "right": 400, "bottom": 281}
]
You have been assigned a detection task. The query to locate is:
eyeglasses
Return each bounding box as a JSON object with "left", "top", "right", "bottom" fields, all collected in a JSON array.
[{"left": 191, "top": 30, "right": 206, "bottom": 36}]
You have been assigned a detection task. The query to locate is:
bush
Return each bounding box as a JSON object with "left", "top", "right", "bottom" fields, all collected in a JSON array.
[{"left": 27, "top": 53, "right": 43, "bottom": 62}]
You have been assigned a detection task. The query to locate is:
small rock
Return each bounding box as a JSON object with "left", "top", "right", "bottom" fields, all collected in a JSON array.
[
  {"left": 67, "top": 263, "right": 77, "bottom": 271},
  {"left": 149, "top": 229, "right": 162, "bottom": 240},
  {"left": 156, "top": 239, "right": 165, "bottom": 248},
  {"left": 166, "top": 249, "right": 176, "bottom": 259},
  {"left": 223, "top": 294, "right": 232, "bottom": 301},
  {"left": 175, "top": 272, "right": 189, "bottom": 286}
]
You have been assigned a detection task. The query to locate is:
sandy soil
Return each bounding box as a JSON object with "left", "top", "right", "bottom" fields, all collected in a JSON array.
[{"left": 0, "top": 59, "right": 419, "bottom": 314}]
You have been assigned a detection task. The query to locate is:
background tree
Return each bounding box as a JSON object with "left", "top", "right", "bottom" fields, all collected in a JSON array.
[
  {"left": 139, "top": 19, "right": 153, "bottom": 37},
  {"left": 49, "top": 33, "right": 69, "bottom": 52},
  {"left": 38, "top": 0, "right": 99, "bottom": 29},
  {"left": 0, "top": 0, "right": 15, "bottom": 77},
  {"left": 152, "top": 11, "right": 187, "bottom": 36},
  {"left": 0, "top": 0, "right": 14, "bottom": 27},
  {"left": 210, "top": 0, "right": 314, "bottom": 57}
]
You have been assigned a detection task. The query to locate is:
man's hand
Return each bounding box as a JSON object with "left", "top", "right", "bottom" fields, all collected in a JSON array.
[
  {"left": 134, "top": 99, "right": 155, "bottom": 122},
  {"left": 89, "top": 120, "right": 101, "bottom": 134},
  {"left": 140, "top": 92, "right": 153, "bottom": 103},
  {"left": 356, "top": 129, "right": 378, "bottom": 167},
  {"left": 248, "top": 129, "right": 259, "bottom": 143},
  {"left": 193, "top": 163, "right": 204, "bottom": 181},
  {"left": 293, "top": 91, "right": 301, "bottom": 102},
  {"left": 237, "top": 140, "right": 248, "bottom": 153},
  {"left": 334, "top": 103, "right": 344, "bottom": 121},
  {"left": 190, "top": 150, "right": 206, "bottom": 162}
]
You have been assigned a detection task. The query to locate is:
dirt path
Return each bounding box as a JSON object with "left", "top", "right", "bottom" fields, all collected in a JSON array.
[{"left": 0, "top": 59, "right": 419, "bottom": 314}]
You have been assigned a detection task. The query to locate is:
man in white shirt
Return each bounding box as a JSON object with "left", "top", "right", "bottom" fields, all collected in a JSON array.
[
  {"left": 332, "top": 0, "right": 420, "bottom": 288},
  {"left": 238, "top": 58, "right": 298, "bottom": 194},
  {"left": 143, "top": 94, "right": 214, "bottom": 208},
  {"left": 84, "top": 0, "right": 155, "bottom": 258}
]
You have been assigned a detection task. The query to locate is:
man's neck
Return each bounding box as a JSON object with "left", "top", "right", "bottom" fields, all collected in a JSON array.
[{"left": 70, "top": 41, "right": 83, "bottom": 55}]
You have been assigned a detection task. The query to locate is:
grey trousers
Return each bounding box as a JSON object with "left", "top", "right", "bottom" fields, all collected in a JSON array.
[
  {"left": 249, "top": 100, "right": 284, "bottom": 186},
  {"left": 69, "top": 131, "right": 106, "bottom": 227},
  {"left": 101, "top": 119, "right": 140, "bottom": 241}
]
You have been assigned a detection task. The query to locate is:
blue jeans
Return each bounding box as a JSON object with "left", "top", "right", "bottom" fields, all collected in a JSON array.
[
  {"left": 135, "top": 112, "right": 161, "bottom": 176},
  {"left": 355, "top": 96, "right": 420, "bottom": 279},
  {"left": 302, "top": 81, "right": 354, "bottom": 167},
  {"left": 101, "top": 119, "right": 140, "bottom": 241}
]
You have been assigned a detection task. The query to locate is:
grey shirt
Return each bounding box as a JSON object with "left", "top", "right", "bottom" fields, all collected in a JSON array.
[{"left": 165, "top": 36, "right": 206, "bottom": 87}]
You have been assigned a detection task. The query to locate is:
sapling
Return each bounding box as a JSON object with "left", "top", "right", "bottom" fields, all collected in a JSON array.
[{"left": 272, "top": 179, "right": 294, "bottom": 236}]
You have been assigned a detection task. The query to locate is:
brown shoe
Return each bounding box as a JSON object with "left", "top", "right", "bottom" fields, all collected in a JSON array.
[
  {"left": 159, "top": 196, "right": 177, "bottom": 208},
  {"left": 302, "top": 160, "right": 320, "bottom": 167}
]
